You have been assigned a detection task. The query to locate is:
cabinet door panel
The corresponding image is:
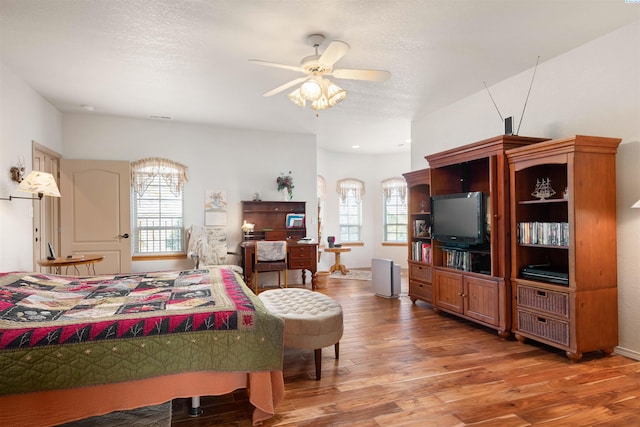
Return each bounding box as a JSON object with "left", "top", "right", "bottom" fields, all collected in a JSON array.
[
  {"left": 434, "top": 270, "right": 463, "bottom": 314},
  {"left": 464, "top": 276, "right": 499, "bottom": 326}
]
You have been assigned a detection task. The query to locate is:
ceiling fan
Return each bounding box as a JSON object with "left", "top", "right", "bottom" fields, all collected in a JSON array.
[{"left": 249, "top": 34, "right": 391, "bottom": 110}]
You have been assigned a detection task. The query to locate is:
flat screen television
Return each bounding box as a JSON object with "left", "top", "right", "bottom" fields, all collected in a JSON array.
[{"left": 431, "top": 191, "right": 485, "bottom": 247}]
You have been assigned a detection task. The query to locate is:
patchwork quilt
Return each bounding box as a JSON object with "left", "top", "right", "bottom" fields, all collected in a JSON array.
[
  {"left": 0, "top": 269, "right": 255, "bottom": 350},
  {"left": 0, "top": 268, "right": 284, "bottom": 395}
]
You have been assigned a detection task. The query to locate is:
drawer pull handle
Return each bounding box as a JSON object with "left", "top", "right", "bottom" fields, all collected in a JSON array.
[
  {"left": 536, "top": 290, "right": 548, "bottom": 298},
  {"left": 536, "top": 317, "right": 547, "bottom": 323}
]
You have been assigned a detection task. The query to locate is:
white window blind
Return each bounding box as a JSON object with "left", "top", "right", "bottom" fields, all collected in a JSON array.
[
  {"left": 382, "top": 178, "right": 408, "bottom": 242},
  {"left": 131, "top": 159, "right": 187, "bottom": 255},
  {"left": 337, "top": 178, "right": 364, "bottom": 242}
]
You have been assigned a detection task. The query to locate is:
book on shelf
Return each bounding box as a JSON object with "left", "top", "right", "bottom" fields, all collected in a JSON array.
[
  {"left": 412, "top": 241, "right": 432, "bottom": 263},
  {"left": 517, "top": 222, "right": 569, "bottom": 246}
]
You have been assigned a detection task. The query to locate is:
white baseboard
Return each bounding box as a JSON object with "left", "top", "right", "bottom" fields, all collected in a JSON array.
[{"left": 614, "top": 346, "right": 640, "bottom": 361}]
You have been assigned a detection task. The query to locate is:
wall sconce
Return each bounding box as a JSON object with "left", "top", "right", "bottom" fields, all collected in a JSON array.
[{"left": 1, "top": 171, "right": 61, "bottom": 201}]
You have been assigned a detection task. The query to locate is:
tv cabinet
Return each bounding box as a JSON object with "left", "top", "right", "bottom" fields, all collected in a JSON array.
[
  {"left": 403, "top": 169, "right": 432, "bottom": 304},
  {"left": 426, "top": 135, "right": 548, "bottom": 337},
  {"left": 507, "top": 135, "right": 621, "bottom": 361}
]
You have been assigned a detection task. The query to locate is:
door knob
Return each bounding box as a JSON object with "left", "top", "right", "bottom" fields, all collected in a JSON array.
[{"left": 117, "top": 233, "right": 130, "bottom": 239}]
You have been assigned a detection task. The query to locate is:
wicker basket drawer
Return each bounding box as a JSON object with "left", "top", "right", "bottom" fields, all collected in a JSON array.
[
  {"left": 517, "top": 285, "right": 569, "bottom": 318},
  {"left": 517, "top": 309, "right": 569, "bottom": 346},
  {"left": 410, "top": 263, "right": 432, "bottom": 282}
]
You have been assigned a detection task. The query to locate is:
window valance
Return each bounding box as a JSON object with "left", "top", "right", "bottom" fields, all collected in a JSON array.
[
  {"left": 336, "top": 178, "right": 365, "bottom": 203},
  {"left": 131, "top": 157, "right": 188, "bottom": 197},
  {"left": 381, "top": 177, "right": 407, "bottom": 202}
]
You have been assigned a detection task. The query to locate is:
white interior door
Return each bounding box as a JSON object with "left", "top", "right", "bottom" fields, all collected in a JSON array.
[{"left": 60, "top": 159, "right": 131, "bottom": 274}]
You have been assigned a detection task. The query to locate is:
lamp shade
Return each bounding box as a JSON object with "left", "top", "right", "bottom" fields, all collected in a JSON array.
[
  {"left": 311, "top": 94, "right": 329, "bottom": 110},
  {"left": 287, "top": 88, "right": 306, "bottom": 108},
  {"left": 632, "top": 199, "right": 640, "bottom": 208},
  {"left": 300, "top": 79, "right": 322, "bottom": 101},
  {"left": 17, "top": 171, "right": 61, "bottom": 198},
  {"left": 326, "top": 81, "right": 347, "bottom": 106}
]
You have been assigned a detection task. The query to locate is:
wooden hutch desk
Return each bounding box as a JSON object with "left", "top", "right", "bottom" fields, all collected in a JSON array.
[
  {"left": 240, "top": 200, "right": 317, "bottom": 290},
  {"left": 241, "top": 241, "right": 318, "bottom": 290}
]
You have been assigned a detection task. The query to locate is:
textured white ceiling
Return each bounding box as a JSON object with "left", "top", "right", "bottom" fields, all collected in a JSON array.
[{"left": 1, "top": 0, "right": 638, "bottom": 153}]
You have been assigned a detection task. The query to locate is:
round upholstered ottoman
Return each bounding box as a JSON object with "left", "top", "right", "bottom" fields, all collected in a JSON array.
[{"left": 258, "top": 288, "right": 343, "bottom": 380}]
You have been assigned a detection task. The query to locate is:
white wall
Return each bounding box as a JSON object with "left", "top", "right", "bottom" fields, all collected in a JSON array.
[
  {"left": 317, "top": 148, "right": 410, "bottom": 272},
  {"left": 0, "top": 63, "right": 62, "bottom": 271},
  {"left": 412, "top": 21, "right": 640, "bottom": 359},
  {"left": 62, "top": 114, "right": 318, "bottom": 275}
]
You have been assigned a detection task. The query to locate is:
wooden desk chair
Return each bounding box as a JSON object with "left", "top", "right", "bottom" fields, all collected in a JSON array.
[{"left": 253, "top": 240, "right": 288, "bottom": 294}]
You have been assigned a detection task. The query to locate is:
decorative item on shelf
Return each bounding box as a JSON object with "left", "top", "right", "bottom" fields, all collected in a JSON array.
[
  {"left": 531, "top": 178, "right": 556, "bottom": 200},
  {"left": 277, "top": 171, "right": 294, "bottom": 200},
  {"left": 419, "top": 199, "right": 427, "bottom": 213},
  {"left": 414, "top": 219, "right": 430, "bottom": 237},
  {"left": 563, "top": 186, "right": 569, "bottom": 199},
  {"left": 252, "top": 192, "right": 261, "bottom": 201}
]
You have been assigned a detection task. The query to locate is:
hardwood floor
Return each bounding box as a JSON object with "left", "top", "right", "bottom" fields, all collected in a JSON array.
[{"left": 171, "top": 273, "right": 640, "bottom": 426}]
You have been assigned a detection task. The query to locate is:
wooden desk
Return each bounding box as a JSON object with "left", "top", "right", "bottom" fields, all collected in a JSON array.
[
  {"left": 241, "top": 241, "right": 318, "bottom": 290},
  {"left": 38, "top": 255, "right": 104, "bottom": 275},
  {"left": 324, "top": 247, "right": 351, "bottom": 275}
]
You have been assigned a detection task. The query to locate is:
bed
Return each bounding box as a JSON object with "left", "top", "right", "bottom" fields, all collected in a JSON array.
[{"left": 0, "top": 267, "right": 285, "bottom": 426}]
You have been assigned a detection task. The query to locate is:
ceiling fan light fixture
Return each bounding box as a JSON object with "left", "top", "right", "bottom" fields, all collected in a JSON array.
[
  {"left": 326, "top": 81, "right": 347, "bottom": 106},
  {"left": 300, "top": 79, "right": 322, "bottom": 101},
  {"left": 311, "top": 94, "right": 330, "bottom": 111},
  {"left": 287, "top": 88, "right": 306, "bottom": 108}
]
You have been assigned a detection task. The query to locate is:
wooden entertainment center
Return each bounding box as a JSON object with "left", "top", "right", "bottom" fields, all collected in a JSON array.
[{"left": 405, "top": 134, "right": 621, "bottom": 359}]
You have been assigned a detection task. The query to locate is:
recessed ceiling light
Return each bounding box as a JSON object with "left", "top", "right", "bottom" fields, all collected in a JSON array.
[
  {"left": 405, "top": 138, "right": 412, "bottom": 143},
  {"left": 352, "top": 145, "right": 360, "bottom": 149},
  {"left": 148, "top": 115, "right": 172, "bottom": 120},
  {"left": 81, "top": 105, "right": 94, "bottom": 112}
]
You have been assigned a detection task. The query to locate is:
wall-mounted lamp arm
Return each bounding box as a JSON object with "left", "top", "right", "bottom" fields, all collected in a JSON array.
[{"left": 0, "top": 193, "right": 45, "bottom": 201}]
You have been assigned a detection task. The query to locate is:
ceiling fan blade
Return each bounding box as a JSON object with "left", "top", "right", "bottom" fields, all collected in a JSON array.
[
  {"left": 332, "top": 68, "right": 391, "bottom": 81},
  {"left": 249, "top": 59, "right": 303, "bottom": 73},
  {"left": 263, "top": 76, "right": 309, "bottom": 97},
  {"left": 319, "top": 40, "right": 350, "bottom": 68}
]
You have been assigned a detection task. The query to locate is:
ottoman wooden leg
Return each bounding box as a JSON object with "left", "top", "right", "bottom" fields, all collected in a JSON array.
[
  {"left": 314, "top": 348, "right": 322, "bottom": 380},
  {"left": 335, "top": 342, "right": 339, "bottom": 359}
]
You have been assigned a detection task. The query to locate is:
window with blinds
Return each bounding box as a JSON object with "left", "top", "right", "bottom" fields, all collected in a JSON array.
[
  {"left": 383, "top": 189, "right": 408, "bottom": 242},
  {"left": 132, "top": 171, "right": 185, "bottom": 255},
  {"left": 382, "top": 178, "right": 408, "bottom": 242},
  {"left": 338, "top": 191, "right": 362, "bottom": 242}
]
